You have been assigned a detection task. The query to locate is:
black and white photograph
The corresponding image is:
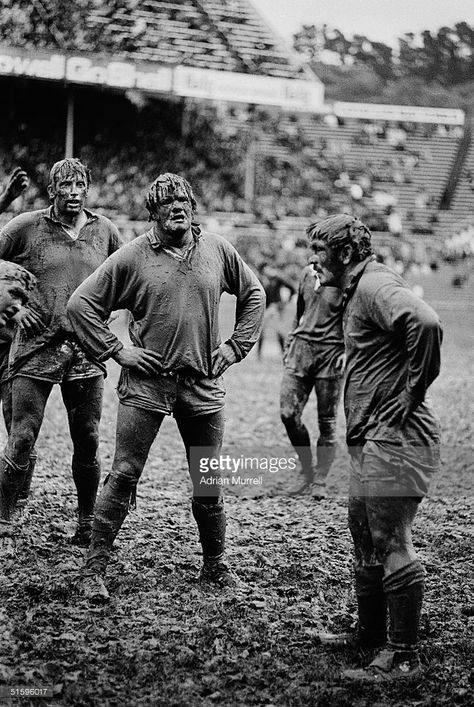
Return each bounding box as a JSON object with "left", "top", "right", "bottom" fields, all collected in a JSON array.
[{"left": 0, "top": 1, "right": 472, "bottom": 705}]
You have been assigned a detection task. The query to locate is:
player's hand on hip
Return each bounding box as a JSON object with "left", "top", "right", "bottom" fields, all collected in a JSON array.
[
  {"left": 378, "top": 390, "right": 422, "bottom": 428},
  {"left": 17, "top": 308, "right": 45, "bottom": 336},
  {"left": 211, "top": 343, "right": 237, "bottom": 378},
  {"left": 113, "top": 346, "right": 163, "bottom": 375}
]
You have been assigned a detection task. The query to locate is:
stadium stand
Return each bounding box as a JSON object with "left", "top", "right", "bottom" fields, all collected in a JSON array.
[
  {"left": 0, "top": 0, "right": 298, "bottom": 77},
  {"left": 0, "top": 0, "right": 472, "bottom": 267}
]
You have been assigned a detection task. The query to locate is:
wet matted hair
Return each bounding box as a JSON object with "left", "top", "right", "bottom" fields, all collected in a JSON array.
[
  {"left": 307, "top": 214, "right": 374, "bottom": 262},
  {"left": 145, "top": 173, "right": 197, "bottom": 220},
  {"left": 48, "top": 158, "right": 91, "bottom": 192}
]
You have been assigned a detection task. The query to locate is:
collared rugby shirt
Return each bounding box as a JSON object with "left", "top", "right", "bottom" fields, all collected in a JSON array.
[
  {"left": 0, "top": 206, "right": 121, "bottom": 373},
  {"left": 343, "top": 257, "right": 442, "bottom": 449},
  {"left": 67, "top": 225, "right": 265, "bottom": 377}
]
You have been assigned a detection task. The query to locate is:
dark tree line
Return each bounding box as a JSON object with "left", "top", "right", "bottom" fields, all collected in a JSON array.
[{"left": 293, "top": 23, "right": 474, "bottom": 107}]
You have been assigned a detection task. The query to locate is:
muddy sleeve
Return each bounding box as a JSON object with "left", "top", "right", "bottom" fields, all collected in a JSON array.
[
  {"left": 67, "top": 252, "right": 136, "bottom": 362},
  {"left": 0, "top": 216, "right": 23, "bottom": 259},
  {"left": 372, "top": 283, "right": 443, "bottom": 399},
  {"left": 222, "top": 244, "right": 266, "bottom": 360}
]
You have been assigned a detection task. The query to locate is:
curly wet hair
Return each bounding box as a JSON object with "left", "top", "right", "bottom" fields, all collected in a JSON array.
[
  {"left": 145, "top": 173, "right": 197, "bottom": 220},
  {"left": 306, "top": 214, "right": 374, "bottom": 262},
  {"left": 48, "top": 158, "right": 91, "bottom": 192}
]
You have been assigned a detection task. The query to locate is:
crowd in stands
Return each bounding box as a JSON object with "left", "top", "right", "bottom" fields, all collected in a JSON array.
[
  {"left": 443, "top": 221, "right": 474, "bottom": 262},
  {"left": 0, "top": 89, "right": 471, "bottom": 275}
]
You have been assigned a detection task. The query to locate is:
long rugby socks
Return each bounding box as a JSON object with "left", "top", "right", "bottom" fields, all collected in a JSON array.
[
  {"left": 17, "top": 453, "right": 38, "bottom": 505},
  {"left": 383, "top": 560, "right": 425, "bottom": 651},
  {"left": 354, "top": 564, "right": 387, "bottom": 647},
  {"left": 0, "top": 454, "right": 30, "bottom": 521},
  {"left": 192, "top": 497, "right": 226, "bottom": 562},
  {"left": 72, "top": 456, "right": 100, "bottom": 521},
  {"left": 316, "top": 415, "right": 337, "bottom": 480},
  {"left": 85, "top": 473, "right": 135, "bottom": 575}
]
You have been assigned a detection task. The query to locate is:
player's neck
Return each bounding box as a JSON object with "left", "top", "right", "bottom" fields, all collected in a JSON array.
[
  {"left": 157, "top": 227, "right": 193, "bottom": 250},
  {"left": 53, "top": 206, "right": 86, "bottom": 229}
]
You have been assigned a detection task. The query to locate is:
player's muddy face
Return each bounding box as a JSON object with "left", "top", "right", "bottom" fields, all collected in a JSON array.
[
  {"left": 49, "top": 170, "right": 89, "bottom": 218},
  {"left": 155, "top": 188, "right": 193, "bottom": 237},
  {"left": 309, "top": 239, "right": 343, "bottom": 287},
  {"left": 0, "top": 282, "right": 27, "bottom": 327}
]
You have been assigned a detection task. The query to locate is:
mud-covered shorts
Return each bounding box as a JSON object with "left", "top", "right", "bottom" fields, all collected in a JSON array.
[
  {"left": 117, "top": 368, "right": 226, "bottom": 418},
  {"left": 13, "top": 338, "right": 103, "bottom": 384},
  {"left": 349, "top": 439, "right": 440, "bottom": 498},
  {"left": 284, "top": 336, "right": 344, "bottom": 380}
]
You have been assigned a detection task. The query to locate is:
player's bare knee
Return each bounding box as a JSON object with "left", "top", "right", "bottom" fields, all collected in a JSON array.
[
  {"left": 7, "top": 422, "right": 36, "bottom": 460},
  {"left": 110, "top": 460, "right": 141, "bottom": 490},
  {"left": 280, "top": 408, "right": 300, "bottom": 429},
  {"left": 372, "top": 528, "right": 402, "bottom": 564}
]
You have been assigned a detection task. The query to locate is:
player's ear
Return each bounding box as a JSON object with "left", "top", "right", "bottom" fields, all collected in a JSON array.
[
  {"left": 339, "top": 244, "right": 353, "bottom": 265},
  {"left": 47, "top": 184, "right": 55, "bottom": 202}
]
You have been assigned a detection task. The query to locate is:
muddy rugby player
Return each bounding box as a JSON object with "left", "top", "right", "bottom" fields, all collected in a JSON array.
[
  {"left": 67, "top": 173, "right": 265, "bottom": 602},
  {"left": 309, "top": 214, "right": 442, "bottom": 682},
  {"left": 0, "top": 158, "right": 121, "bottom": 547},
  {"left": 280, "top": 261, "right": 344, "bottom": 498}
]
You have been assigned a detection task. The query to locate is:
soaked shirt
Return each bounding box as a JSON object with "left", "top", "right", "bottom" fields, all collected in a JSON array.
[
  {"left": 0, "top": 207, "right": 121, "bottom": 375},
  {"left": 291, "top": 266, "right": 344, "bottom": 348},
  {"left": 343, "top": 258, "right": 442, "bottom": 449},
  {"left": 67, "top": 226, "right": 265, "bottom": 376}
]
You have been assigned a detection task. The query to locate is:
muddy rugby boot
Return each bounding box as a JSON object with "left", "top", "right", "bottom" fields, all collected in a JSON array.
[
  {"left": 343, "top": 647, "right": 422, "bottom": 682},
  {"left": 71, "top": 515, "right": 93, "bottom": 547},
  {"left": 81, "top": 572, "right": 110, "bottom": 604},
  {"left": 199, "top": 557, "right": 239, "bottom": 590}
]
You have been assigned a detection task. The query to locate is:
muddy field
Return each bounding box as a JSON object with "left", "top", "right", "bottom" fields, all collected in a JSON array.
[{"left": 0, "top": 267, "right": 473, "bottom": 706}]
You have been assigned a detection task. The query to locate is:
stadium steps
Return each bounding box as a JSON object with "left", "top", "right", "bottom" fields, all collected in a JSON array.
[{"left": 85, "top": 0, "right": 297, "bottom": 77}]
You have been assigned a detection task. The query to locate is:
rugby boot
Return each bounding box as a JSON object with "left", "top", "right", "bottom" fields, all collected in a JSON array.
[
  {"left": 343, "top": 561, "right": 424, "bottom": 682},
  {"left": 199, "top": 556, "right": 239, "bottom": 589},
  {"left": 71, "top": 514, "right": 93, "bottom": 547},
  {"left": 0, "top": 456, "right": 29, "bottom": 522},
  {"left": 310, "top": 475, "right": 327, "bottom": 500},
  {"left": 192, "top": 498, "right": 239, "bottom": 589},
  {"left": 81, "top": 571, "right": 110, "bottom": 604},
  {"left": 342, "top": 646, "right": 422, "bottom": 682},
  {"left": 15, "top": 453, "right": 37, "bottom": 516}
]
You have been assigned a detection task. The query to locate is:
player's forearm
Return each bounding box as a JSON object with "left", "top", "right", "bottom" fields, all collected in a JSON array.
[
  {"left": 231, "top": 285, "right": 266, "bottom": 359},
  {"left": 67, "top": 291, "right": 122, "bottom": 362}
]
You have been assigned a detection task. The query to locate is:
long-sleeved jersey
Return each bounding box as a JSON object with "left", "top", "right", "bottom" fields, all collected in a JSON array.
[
  {"left": 67, "top": 226, "right": 266, "bottom": 378},
  {"left": 343, "top": 258, "right": 442, "bottom": 449},
  {"left": 0, "top": 207, "right": 121, "bottom": 374}
]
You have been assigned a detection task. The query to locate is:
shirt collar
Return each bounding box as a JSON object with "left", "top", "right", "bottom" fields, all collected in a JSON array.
[
  {"left": 44, "top": 205, "right": 98, "bottom": 226},
  {"left": 342, "top": 255, "right": 376, "bottom": 307},
  {"left": 148, "top": 222, "right": 202, "bottom": 250}
]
